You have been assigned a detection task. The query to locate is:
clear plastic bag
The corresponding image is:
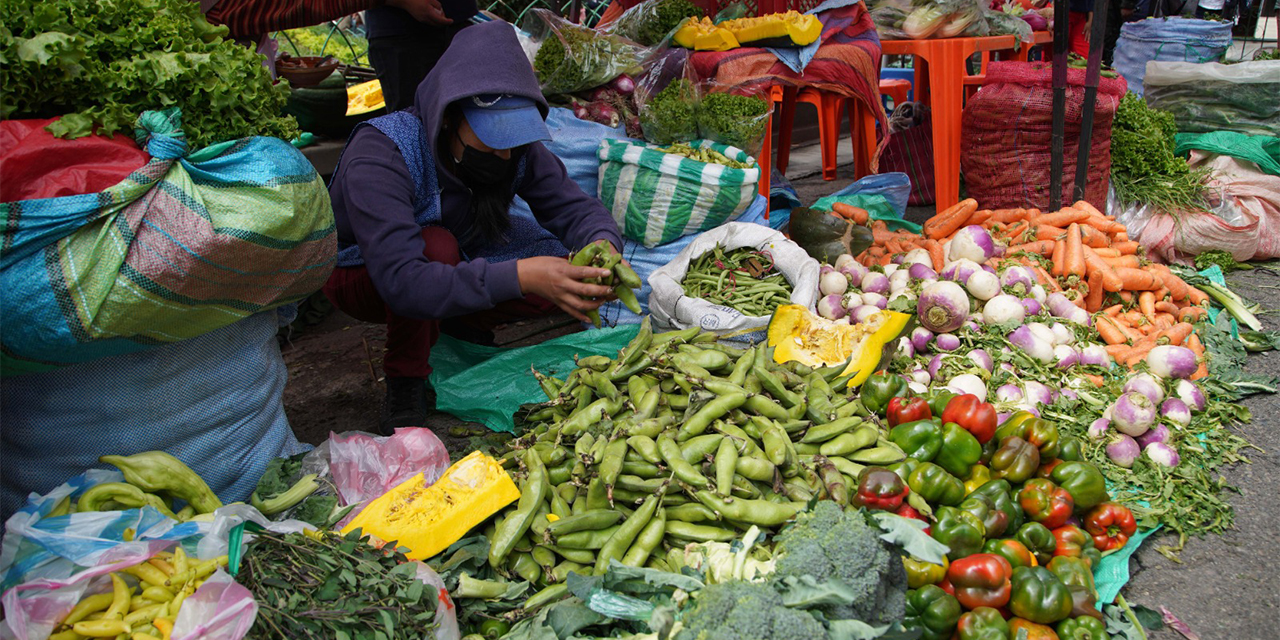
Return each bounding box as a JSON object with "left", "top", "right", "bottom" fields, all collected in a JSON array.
[
  {"left": 695, "top": 85, "right": 771, "bottom": 158},
  {"left": 636, "top": 52, "right": 701, "bottom": 145},
  {"left": 327, "top": 427, "right": 451, "bottom": 508},
  {"left": 1144, "top": 61, "right": 1280, "bottom": 138},
  {"left": 604, "top": 0, "right": 705, "bottom": 47},
  {"left": 525, "top": 9, "right": 648, "bottom": 96},
  {"left": 871, "top": 0, "right": 974, "bottom": 40}
]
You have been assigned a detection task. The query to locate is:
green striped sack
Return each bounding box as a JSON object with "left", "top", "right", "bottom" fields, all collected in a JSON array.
[{"left": 597, "top": 139, "right": 760, "bottom": 248}]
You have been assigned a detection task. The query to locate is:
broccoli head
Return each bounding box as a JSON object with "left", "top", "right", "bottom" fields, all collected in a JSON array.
[
  {"left": 696, "top": 92, "right": 770, "bottom": 153},
  {"left": 770, "top": 502, "right": 908, "bottom": 625},
  {"left": 675, "top": 580, "right": 827, "bottom": 640}
]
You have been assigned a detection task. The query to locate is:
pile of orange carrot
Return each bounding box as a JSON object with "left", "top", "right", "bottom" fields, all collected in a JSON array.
[{"left": 847, "top": 198, "right": 1211, "bottom": 378}]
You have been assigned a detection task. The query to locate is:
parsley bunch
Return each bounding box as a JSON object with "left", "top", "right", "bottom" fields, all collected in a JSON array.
[
  {"left": 0, "top": 0, "right": 299, "bottom": 147},
  {"left": 1109, "top": 92, "right": 1209, "bottom": 212}
]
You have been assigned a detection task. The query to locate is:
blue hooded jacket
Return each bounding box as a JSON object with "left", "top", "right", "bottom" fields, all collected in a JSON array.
[{"left": 328, "top": 21, "right": 624, "bottom": 321}]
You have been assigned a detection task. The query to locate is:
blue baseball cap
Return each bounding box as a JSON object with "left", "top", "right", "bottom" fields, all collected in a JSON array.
[{"left": 460, "top": 93, "right": 551, "bottom": 150}]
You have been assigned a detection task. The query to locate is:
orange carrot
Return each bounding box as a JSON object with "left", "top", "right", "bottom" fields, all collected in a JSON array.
[
  {"left": 1115, "top": 268, "right": 1160, "bottom": 290},
  {"left": 1093, "top": 247, "right": 1121, "bottom": 258},
  {"left": 1179, "top": 306, "right": 1208, "bottom": 322},
  {"left": 1009, "top": 240, "right": 1057, "bottom": 256},
  {"left": 1082, "top": 246, "right": 1123, "bottom": 292},
  {"left": 1096, "top": 316, "right": 1130, "bottom": 345},
  {"left": 1071, "top": 200, "right": 1106, "bottom": 219},
  {"left": 870, "top": 220, "right": 893, "bottom": 245},
  {"left": 922, "top": 239, "right": 944, "bottom": 273},
  {"left": 1116, "top": 231, "right": 1130, "bottom": 242},
  {"left": 1155, "top": 300, "right": 1180, "bottom": 316},
  {"left": 1082, "top": 216, "right": 1126, "bottom": 235},
  {"left": 1188, "top": 332, "right": 1206, "bottom": 357},
  {"left": 1186, "top": 287, "right": 1209, "bottom": 305},
  {"left": 1191, "top": 361, "right": 1209, "bottom": 380},
  {"left": 1154, "top": 314, "right": 1175, "bottom": 331},
  {"left": 1149, "top": 265, "right": 1190, "bottom": 301},
  {"left": 1032, "top": 207, "right": 1090, "bottom": 228},
  {"left": 1105, "top": 344, "right": 1133, "bottom": 358},
  {"left": 1065, "top": 223, "right": 1086, "bottom": 278},
  {"left": 832, "top": 202, "right": 870, "bottom": 225},
  {"left": 1122, "top": 310, "right": 1146, "bottom": 326},
  {"left": 968, "top": 209, "right": 994, "bottom": 226},
  {"left": 1085, "top": 271, "right": 1105, "bottom": 312},
  {"left": 1034, "top": 266, "right": 1061, "bottom": 291},
  {"left": 878, "top": 252, "right": 895, "bottom": 266},
  {"left": 1122, "top": 338, "right": 1158, "bottom": 366},
  {"left": 1084, "top": 374, "right": 1106, "bottom": 388},
  {"left": 923, "top": 198, "right": 978, "bottom": 240},
  {"left": 1160, "top": 322, "right": 1195, "bottom": 346},
  {"left": 1036, "top": 225, "right": 1068, "bottom": 242},
  {"left": 1139, "top": 291, "right": 1157, "bottom": 322},
  {"left": 1079, "top": 224, "right": 1111, "bottom": 248},
  {"left": 991, "top": 208, "right": 1028, "bottom": 224},
  {"left": 1103, "top": 255, "right": 1142, "bottom": 269},
  {"left": 1003, "top": 221, "right": 1031, "bottom": 241},
  {"left": 1118, "top": 290, "right": 1134, "bottom": 304},
  {"left": 1114, "top": 241, "right": 1140, "bottom": 255},
  {"left": 1104, "top": 304, "right": 1124, "bottom": 317},
  {"left": 1051, "top": 240, "right": 1066, "bottom": 276}
]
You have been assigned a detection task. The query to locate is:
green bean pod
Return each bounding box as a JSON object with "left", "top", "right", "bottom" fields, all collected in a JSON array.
[
  {"left": 735, "top": 456, "right": 777, "bottom": 482},
  {"left": 632, "top": 386, "right": 661, "bottom": 420},
  {"left": 848, "top": 445, "right": 906, "bottom": 464},
  {"left": 556, "top": 524, "right": 622, "bottom": 550},
  {"left": 676, "top": 393, "right": 745, "bottom": 441},
  {"left": 713, "top": 422, "right": 766, "bottom": 458},
  {"left": 680, "top": 434, "right": 725, "bottom": 464},
  {"left": 550, "top": 490, "right": 572, "bottom": 519},
  {"left": 753, "top": 347, "right": 802, "bottom": 408},
  {"left": 595, "top": 492, "right": 662, "bottom": 573},
  {"left": 623, "top": 416, "right": 673, "bottom": 438},
  {"left": 663, "top": 503, "right": 721, "bottom": 523},
  {"left": 621, "top": 460, "right": 663, "bottom": 478},
  {"left": 761, "top": 422, "right": 791, "bottom": 467},
  {"left": 714, "top": 437, "right": 738, "bottom": 496},
  {"left": 524, "top": 583, "right": 569, "bottom": 612},
  {"left": 620, "top": 507, "right": 666, "bottom": 568},
  {"left": 626, "top": 376, "right": 651, "bottom": 403},
  {"left": 488, "top": 450, "right": 548, "bottom": 568},
  {"left": 663, "top": 520, "right": 739, "bottom": 542},
  {"left": 548, "top": 545, "right": 596, "bottom": 564},
  {"left": 794, "top": 443, "right": 821, "bottom": 455},
  {"left": 552, "top": 560, "right": 587, "bottom": 583},
  {"left": 657, "top": 433, "right": 708, "bottom": 488},
  {"left": 616, "top": 474, "right": 667, "bottom": 493},
  {"left": 827, "top": 456, "right": 866, "bottom": 479},
  {"left": 727, "top": 349, "right": 755, "bottom": 386},
  {"left": 743, "top": 394, "right": 790, "bottom": 421},
  {"left": 563, "top": 397, "right": 624, "bottom": 435},
  {"left": 626, "top": 435, "right": 663, "bottom": 465},
  {"left": 800, "top": 416, "right": 864, "bottom": 444},
  {"left": 547, "top": 509, "right": 622, "bottom": 536},
  {"left": 598, "top": 438, "right": 629, "bottom": 498},
  {"left": 818, "top": 425, "right": 879, "bottom": 456},
  {"left": 577, "top": 355, "right": 612, "bottom": 371}
]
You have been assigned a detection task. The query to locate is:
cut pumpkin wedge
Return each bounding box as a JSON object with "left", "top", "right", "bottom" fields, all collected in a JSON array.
[{"left": 767, "top": 305, "right": 911, "bottom": 388}]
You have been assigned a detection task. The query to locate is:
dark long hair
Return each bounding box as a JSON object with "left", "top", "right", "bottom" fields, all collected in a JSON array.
[{"left": 441, "top": 105, "right": 519, "bottom": 248}]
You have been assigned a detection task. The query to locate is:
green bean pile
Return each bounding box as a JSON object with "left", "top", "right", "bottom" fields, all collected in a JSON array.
[
  {"left": 680, "top": 247, "right": 793, "bottom": 316},
  {"left": 475, "top": 318, "right": 908, "bottom": 609}
]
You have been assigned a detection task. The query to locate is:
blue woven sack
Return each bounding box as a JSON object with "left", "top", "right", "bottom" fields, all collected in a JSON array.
[{"left": 1113, "top": 17, "right": 1232, "bottom": 96}]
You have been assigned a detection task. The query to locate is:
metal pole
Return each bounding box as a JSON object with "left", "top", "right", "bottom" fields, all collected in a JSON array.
[
  {"left": 1049, "top": 0, "right": 1072, "bottom": 211},
  {"left": 1074, "top": 0, "right": 1112, "bottom": 203}
]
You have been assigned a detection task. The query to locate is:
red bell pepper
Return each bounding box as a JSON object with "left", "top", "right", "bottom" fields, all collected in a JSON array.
[
  {"left": 853, "top": 467, "right": 910, "bottom": 511},
  {"left": 888, "top": 396, "right": 932, "bottom": 427},
  {"left": 946, "top": 553, "right": 1013, "bottom": 610},
  {"left": 1052, "top": 525, "right": 1094, "bottom": 559},
  {"left": 943, "top": 394, "right": 998, "bottom": 444},
  {"left": 1083, "top": 503, "right": 1137, "bottom": 551},
  {"left": 1019, "top": 479, "right": 1075, "bottom": 530},
  {"left": 896, "top": 501, "right": 929, "bottom": 524}
]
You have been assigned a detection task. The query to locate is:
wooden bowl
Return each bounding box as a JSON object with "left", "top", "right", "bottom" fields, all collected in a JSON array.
[{"left": 277, "top": 55, "right": 341, "bottom": 88}]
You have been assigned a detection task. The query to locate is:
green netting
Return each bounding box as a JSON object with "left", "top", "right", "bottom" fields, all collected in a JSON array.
[
  {"left": 1175, "top": 131, "right": 1280, "bottom": 176},
  {"left": 428, "top": 325, "right": 641, "bottom": 433}
]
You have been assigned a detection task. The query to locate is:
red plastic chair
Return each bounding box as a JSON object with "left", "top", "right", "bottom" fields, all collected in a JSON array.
[{"left": 879, "top": 78, "right": 911, "bottom": 109}]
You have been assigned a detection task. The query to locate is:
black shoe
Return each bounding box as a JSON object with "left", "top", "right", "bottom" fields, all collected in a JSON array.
[{"left": 381, "top": 377, "right": 428, "bottom": 435}]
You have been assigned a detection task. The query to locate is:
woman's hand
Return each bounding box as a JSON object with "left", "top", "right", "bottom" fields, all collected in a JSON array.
[{"left": 517, "top": 257, "right": 615, "bottom": 322}]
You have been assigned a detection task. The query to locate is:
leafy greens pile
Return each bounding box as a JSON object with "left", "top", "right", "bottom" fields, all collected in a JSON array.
[
  {"left": 0, "top": 0, "right": 299, "bottom": 147},
  {"left": 238, "top": 529, "right": 440, "bottom": 640},
  {"left": 1109, "top": 92, "right": 1208, "bottom": 212}
]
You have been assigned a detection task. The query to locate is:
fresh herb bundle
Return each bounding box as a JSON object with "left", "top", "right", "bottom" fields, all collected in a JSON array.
[
  {"left": 1109, "top": 92, "right": 1210, "bottom": 212},
  {"left": 238, "top": 529, "right": 439, "bottom": 640},
  {"left": 0, "top": 0, "right": 299, "bottom": 147}
]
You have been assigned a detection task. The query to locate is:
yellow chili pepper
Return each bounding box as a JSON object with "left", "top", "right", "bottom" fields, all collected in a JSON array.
[
  {"left": 103, "top": 574, "right": 131, "bottom": 620},
  {"left": 151, "top": 618, "right": 173, "bottom": 640},
  {"left": 71, "top": 619, "right": 130, "bottom": 638},
  {"left": 147, "top": 559, "right": 175, "bottom": 577},
  {"left": 58, "top": 593, "right": 114, "bottom": 628},
  {"left": 122, "top": 564, "right": 169, "bottom": 589},
  {"left": 123, "top": 604, "right": 163, "bottom": 627},
  {"left": 171, "top": 547, "right": 188, "bottom": 577}
]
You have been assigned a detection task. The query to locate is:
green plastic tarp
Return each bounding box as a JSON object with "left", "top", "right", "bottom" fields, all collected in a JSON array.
[
  {"left": 428, "top": 325, "right": 641, "bottom": 433},
  {"left": 1176, "top": 131, "right": 1280, "bottom": 176},
  {"left": 810, "top": 194, "right": 924, "bottom": 233}
]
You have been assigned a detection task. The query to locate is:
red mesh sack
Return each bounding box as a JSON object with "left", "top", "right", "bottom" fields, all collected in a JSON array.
[
  {"left": 961, "top": 62, "right": 1127, "bottom": 211},
  {"left": 880, "top": 103, "right": 937, "bottom": 206}
]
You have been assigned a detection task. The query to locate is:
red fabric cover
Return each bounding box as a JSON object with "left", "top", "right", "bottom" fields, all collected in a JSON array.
[
  {"left": 0, "top": 118, "right": 150, "bottom": 203},
  {"left": 880, "top": 111, "right": 937, "bottom": 206},
  {"left": 961, "top": 62, "right": 1127, "bottom": 211}
]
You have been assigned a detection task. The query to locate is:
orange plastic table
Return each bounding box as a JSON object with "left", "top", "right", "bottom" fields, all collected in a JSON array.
[{"left": 881, "top": 35, "right": 1017, "bottom": 213}]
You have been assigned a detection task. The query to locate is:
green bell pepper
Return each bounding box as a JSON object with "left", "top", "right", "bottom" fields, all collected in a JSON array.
[
  {"left": 969, "top": 479, "right": 1025, "bottom": 533},
  {"left": 980, "top": 436, "right": 998, "bottom": 465},
  {"left": 861, "top": 372, "right": 909, "bottom": 415},
  {"left": 1015, "top": 522, "right": 1057, "bottom": 565},
  {"left": 1049, "top": 462, "right": 1110, "bottom": 510},
  {"left": 891, "top": 458, "right": 921, "bottom": 484},
  {"left": 1057, "top": 436, "right": 1084, "bottom": 462},
  {"left": 936, "top": 422, "right": 983, "bottom": 477},
  {"left": 1009, "top": 566, "right": 1074, "bottom": 625},
  {"left": 983, "top": 538, "right": 1036, "bottom": 570},
  {"left": 959, "top": 494, "right": 1008, "bottom": 540},
  {"left": 957, "top": 607, "right": 1011, "bottom": 640},
  {"left": 923, "top": 389, "right": 957, "bottom": 420},
  {"left": 990, "top": 436, "right": 1041, "bottom": 484},
  {"left": 1057, "top": 616, "right": 1109, "bottom": 640},
  {"left": 909, "top": 462, "right": 966, "bottom": 507},
  {"left": 1048, "top": 556, "right": 1104, "bottom": 620},
  {"left": 904, "top": 585, "right": 963, "bottom": 640},
  {"left": 996, "top": 412, "right": 1061, "bottom": 458},
  {"left": 890, "top": 419, "right": 943, "bottom": 463},
  {"left": 904, "top": 556, "right": 949, "bottom": 589},
  {"left": 932, "top": 506, "right": 986, "bottom": 560}
]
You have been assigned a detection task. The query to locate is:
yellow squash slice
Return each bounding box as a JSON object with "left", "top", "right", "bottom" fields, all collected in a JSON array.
[{"left": 767, "top": 305, "right": 910, "bottom": 388}]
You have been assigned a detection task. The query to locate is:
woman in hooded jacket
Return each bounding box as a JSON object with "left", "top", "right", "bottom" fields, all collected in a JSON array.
[{"left": 325, "top": 21, "right": 626, "bottom": 433}]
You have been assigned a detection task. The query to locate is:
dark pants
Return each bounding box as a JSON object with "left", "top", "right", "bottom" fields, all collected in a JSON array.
[
  {"left": 322, "top": 227, "right": 557, "bottom": 379},
  {"left": 367, "top": 27, "right": 467, "bottom": 112}
]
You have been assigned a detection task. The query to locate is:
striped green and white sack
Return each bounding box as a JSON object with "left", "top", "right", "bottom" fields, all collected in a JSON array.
[{"left": 597, "top": 139, "right": 760, "bottom": 248}]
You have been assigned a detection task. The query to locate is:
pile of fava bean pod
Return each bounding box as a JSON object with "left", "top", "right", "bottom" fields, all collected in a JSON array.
[
  {"left": 569, "top": 240, "right": 642, "bottom": 326},
  {"left": 485, "top": 317, "right": 910, "bottom": 607}
]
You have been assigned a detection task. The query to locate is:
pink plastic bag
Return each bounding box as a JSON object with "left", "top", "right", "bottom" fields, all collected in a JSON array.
[
  {"left": 328, "top": 427, "right": 451, "bottom": 507},
  {"left": 171, "top": 570, "right": 257, "bottom": 640}
]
